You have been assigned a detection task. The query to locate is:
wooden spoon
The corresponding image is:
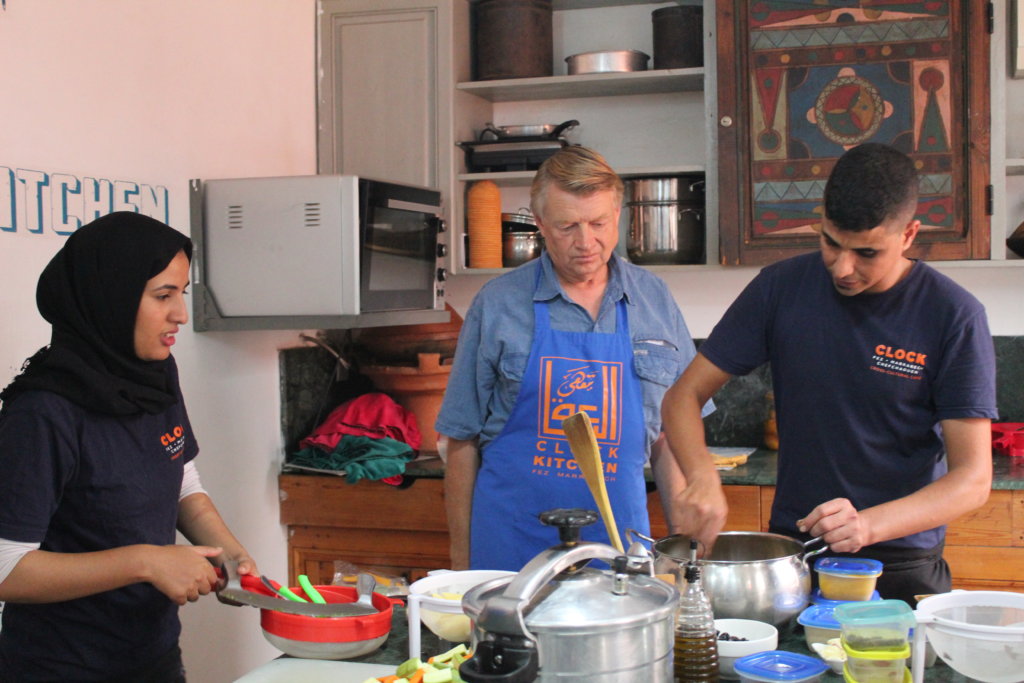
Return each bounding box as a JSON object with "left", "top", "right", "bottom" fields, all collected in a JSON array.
[{"left": 562, "top": 411, "right": 624, "bottom": 552}]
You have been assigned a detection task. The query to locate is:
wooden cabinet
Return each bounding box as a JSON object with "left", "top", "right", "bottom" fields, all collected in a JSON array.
[
  {"left": 715, "top": 1, "right": 992, "bottom": 265},
  {"left": 280, "top": 474, "right": 451, "bottom": 585},
  {"left": 317, "top": 0, "right": 463, "bottom": 192},
  {"left": 281, "top": 474, "right": 1024, "bottom": 593}
]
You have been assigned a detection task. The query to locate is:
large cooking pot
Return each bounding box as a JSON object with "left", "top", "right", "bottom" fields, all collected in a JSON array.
[
  {"left": 461, "top": 509, "right": 678, "bottom": 682},
  {"left": 625, "top": 176, "right": 706, "bottom": 265},
  {"left": 631, "top": 530, "right": 827, "bottom": 628}
]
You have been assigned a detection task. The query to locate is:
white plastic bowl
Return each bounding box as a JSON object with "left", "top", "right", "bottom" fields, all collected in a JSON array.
[
  {"left": 407, "top": 570, "right": 515, "bottom": 659},
  {"left": 714, "top": 618, "right": 779, "bottom": 679},
  {"left": 913, "top": 590, "right": 1024, "bottom": 683},
  {"left": 810, "top": 638, "right": 845, "bottom": 674}
]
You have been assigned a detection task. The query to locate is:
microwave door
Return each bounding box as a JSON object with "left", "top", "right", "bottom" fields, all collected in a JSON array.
[{"left": 360, "top": 207, "right": 438, "bottom": 313}]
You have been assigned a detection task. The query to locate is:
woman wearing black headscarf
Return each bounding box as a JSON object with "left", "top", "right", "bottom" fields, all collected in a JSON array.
[{"left": 0, "top": 212, "right": 256, "bottom": 682}]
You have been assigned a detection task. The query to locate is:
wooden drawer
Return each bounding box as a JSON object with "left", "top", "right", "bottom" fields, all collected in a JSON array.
[{"left": 279, "top": 474, "right": 448, "bottom": 531}]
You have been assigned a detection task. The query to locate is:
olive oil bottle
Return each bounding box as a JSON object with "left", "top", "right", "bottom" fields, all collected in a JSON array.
[{"left": 673, "top": 540, "right": 718, "bottom": 681}]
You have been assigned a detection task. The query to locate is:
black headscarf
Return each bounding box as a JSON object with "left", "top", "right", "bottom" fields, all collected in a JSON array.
[{"left": 1, "top": 212, "right": 193, "bottom": 415}]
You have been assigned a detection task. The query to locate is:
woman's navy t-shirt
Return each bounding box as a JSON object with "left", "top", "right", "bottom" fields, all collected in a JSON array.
[
  {"left": 0, "top": 358, "right": 199, "bottom": 680},
  {"left": 700, "top": 253, "right": 998, "bottom": 550}
]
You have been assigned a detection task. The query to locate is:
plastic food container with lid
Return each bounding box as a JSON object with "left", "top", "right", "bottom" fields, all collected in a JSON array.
[
  {"left": 842, "top": 640, "right": 910, "bottom": 683},
  {"left": 733, "top": 650, "right": 829, "bottom": 683},
  {"left": 810, "top": 588, "right": 881, "bottom": 607},
  {"left": 816, "top": 557, "right": 884, "bottom": 601},
  {"left": 798, "top": 604, "right": 842, "bottom": 648},
  {"left": 833, "top": 599, "right": 915, "bottom": 653}
]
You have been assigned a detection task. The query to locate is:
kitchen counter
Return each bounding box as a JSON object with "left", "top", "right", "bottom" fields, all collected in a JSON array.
[
  {"left": 255, "top": 603, "right": 976, "bottom": 682},
  {"left": 402, "top": 448, "right": 1024, "bottom": 490}
]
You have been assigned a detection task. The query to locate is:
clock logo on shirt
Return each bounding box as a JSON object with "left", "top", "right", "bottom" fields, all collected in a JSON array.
[
  {"left": 538, "top": 356, "right": 623, "bottom": 444},
  {"left": 160, "top": 425, "right": 187, "bottom": 460},
  {"left": 870, "top": 343, "right": 927, "bottom": 380}
]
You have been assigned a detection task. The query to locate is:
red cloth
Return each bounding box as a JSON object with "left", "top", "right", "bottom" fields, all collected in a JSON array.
[{"left": 300, "top": 392, "right": 422, "bottom": 452}]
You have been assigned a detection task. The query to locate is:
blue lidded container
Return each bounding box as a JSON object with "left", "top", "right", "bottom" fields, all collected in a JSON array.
[
  {"left": 814, "top": 557, "right": 884, "bottom": 601},
  {"left": 809, "top": 587, "right": 881, "bottom": 607},
  {"left": 797, "top": 604, "right": 842, "bottom": 649},
  {"left": 733, "top": 650, "right": 829, "bottom": 682}
]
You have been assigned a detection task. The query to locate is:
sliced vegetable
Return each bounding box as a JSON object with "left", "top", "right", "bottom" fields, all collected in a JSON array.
[
  {"left": 423, "top": 668, "right": 453, "bottom": 683},
  {"left": 432, "top": 643, "right": 469, "bottom": 664},
  {"left": 396, "top": 658, "right": 423, "bottom": 679}
]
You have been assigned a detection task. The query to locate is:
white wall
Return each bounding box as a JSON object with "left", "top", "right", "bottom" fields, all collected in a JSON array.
[
  {"left": 0, "top": 2, "right": 316, "bottom": 680},
  {"left": 1, "top": 2, "right": 1022, "bottom": 681}
]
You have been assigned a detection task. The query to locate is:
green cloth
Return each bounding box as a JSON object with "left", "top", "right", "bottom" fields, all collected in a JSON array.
[{"left": 289, "top": 435, "right": 415, "bottom": 483}]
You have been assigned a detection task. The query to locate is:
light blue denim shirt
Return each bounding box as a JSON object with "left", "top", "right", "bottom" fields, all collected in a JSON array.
[{"left": 436, "top": 252, "right": 712, "bottom": 456}]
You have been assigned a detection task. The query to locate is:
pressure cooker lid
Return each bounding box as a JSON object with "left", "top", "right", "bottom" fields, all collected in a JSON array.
[{"left": 463, "top": 567, "right": 676, "bottom": 631}]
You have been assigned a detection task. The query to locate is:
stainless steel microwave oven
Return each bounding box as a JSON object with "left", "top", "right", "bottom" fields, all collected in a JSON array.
[{"left": 191, "top": 175, "right": 446, "bottom": 320}]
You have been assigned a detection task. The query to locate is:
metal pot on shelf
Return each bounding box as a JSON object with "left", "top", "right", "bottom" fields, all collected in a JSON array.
[
  {"left": 625, "top": 176, "right": 706, "bottom": 265},
  {"left": 460, "top": 509, "right": 678, "bottom": 683},
  {"left": 501, "top": 209, "right": 542, "bottom": 267}
]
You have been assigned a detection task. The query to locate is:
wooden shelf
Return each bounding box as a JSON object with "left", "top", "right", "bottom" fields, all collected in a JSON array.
[
  {"left": 458, "top": 164, "right": 706, "bottom": 185},
  {"left": 1007, "top": 159, "right": 1024, "bottom": 176},
  {"left": 457, "top": 68, "right": 703, "bottom": 102},
  {"left": 466, "top": 0, "right": 696, "bottom": 10}
]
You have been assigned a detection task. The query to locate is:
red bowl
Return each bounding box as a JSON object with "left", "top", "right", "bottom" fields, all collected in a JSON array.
[{"left": 243, "top": 576, "right": 393, "bottom": 659}]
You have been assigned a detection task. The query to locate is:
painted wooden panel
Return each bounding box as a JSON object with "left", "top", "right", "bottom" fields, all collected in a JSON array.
[{"left": 718, "top": 0, "right": 991, "bottom": 264}]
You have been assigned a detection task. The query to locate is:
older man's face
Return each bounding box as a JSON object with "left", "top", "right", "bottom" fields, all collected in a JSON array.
[{"left": 535, "top": 185, "right": 621, "bottom": 285}]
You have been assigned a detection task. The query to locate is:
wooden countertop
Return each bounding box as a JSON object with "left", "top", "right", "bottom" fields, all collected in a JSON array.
[{"left": 401, "top": 449, "right": 1024, "bottom": 490}]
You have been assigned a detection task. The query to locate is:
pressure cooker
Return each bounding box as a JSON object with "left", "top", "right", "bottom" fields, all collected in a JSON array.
[{"left": 460, "top": 509, "right": 678, "bottom": 683}]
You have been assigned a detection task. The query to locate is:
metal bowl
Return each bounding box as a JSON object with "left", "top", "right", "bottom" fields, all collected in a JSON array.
[{"left": 566, "top": 49, "right": 649, "bottom": 75}]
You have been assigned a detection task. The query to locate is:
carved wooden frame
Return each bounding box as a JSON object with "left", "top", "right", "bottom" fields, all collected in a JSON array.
[{"left": 717, "top": 1, "right": 991, "bottom": 265}]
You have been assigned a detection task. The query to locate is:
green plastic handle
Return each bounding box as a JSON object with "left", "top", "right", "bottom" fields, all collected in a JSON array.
[
  {"left": 297, "top": 574, "right": 327, "bottom": 604},
  {"left": 276, "top": 582, "right": 308, "bottom": 603}
]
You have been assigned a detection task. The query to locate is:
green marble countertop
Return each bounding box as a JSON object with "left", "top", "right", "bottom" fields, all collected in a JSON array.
[
  {"left": 338, "top": 604, "right": 974, "bottom": 682},
  {"left": 404, "top": 449, "right": 1024, "bottom": 490}
]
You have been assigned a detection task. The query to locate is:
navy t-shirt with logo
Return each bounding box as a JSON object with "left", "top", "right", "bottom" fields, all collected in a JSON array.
[
  {"left": 0, "top": 359, "right": 199, "bottom": 680},
  {"left": 700, "top": 252, "right": 997, "bottom": 550}
]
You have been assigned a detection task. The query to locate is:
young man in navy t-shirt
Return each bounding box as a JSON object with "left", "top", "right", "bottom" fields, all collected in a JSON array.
[{"left": 661, "top": 143, "right": 997, "bottom": 604}]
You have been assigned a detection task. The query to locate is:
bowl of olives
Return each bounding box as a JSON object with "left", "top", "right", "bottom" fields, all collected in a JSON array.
[{"left": 714, "top": 618, "right": 779, "bottom": 680}]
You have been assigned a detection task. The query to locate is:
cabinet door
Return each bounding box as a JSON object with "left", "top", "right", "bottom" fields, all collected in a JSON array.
[
  {"left": 318, "top": 0, "right": 455, "bottom": 190},
  {"left": 716, "top": 1, "right": 991, "bottom": 265}
]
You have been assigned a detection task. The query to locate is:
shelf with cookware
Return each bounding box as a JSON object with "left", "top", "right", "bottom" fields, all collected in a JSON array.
[{"left": 449, "top": 0, "right": 715, "bottom": 274}]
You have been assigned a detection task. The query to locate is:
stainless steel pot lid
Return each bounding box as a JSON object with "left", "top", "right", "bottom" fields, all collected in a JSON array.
[
  {"left": 501, "top": 209, "right": 537, "bottom": 229},
  {"left": 463, "top": 566, "right": 675, "bottom": 632}
]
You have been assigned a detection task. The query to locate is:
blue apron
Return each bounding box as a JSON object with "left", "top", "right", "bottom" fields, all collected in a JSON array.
[{"left": 469, "top": 293, "right": 650, "bottom": 570}]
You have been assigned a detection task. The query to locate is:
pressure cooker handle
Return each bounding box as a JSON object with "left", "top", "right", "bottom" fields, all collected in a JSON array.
[
  {"left": 474, "top": 541, "right": 625, "bottom": 639},
  {"left": 459, "top": 638, "right": 539, "bottom": 683}
]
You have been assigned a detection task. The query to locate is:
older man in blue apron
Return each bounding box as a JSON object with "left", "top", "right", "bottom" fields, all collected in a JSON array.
[{"left": 436, "top": 146, "right": 710, "bottom": 571}]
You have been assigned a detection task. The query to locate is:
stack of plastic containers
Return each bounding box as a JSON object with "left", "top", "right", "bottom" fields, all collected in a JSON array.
[
  {"left": 798, "top": 558, "right": 884, "bottom": 650},
  {"left": 833, "top": 599, "right": 916, "bottom": 683}
]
